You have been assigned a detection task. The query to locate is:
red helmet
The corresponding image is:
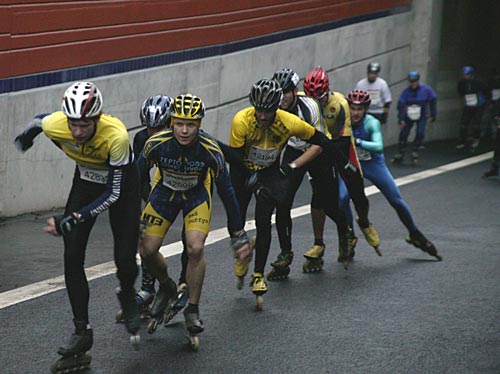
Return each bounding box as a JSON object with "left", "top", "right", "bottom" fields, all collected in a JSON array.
[
  {"left": 346, "top": 90, "right": 371, "bottom": 107},
  {"left": 304, "top": 66, "right": 330, "bottom": 98}
]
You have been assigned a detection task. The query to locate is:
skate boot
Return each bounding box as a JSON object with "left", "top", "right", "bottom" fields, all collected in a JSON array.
[
  {"left": 338, "top": 228, "right": 357, "bottom": 270},
  {"left": 390, "top": 152, "right": 404, "bottom": 164},
  {"left": 147, "top": 277, "right": 178, "bottom": 334},
  {"left": 250, "top": 272, "right": 267, "bottom": 311},
  {"left": 405, "top": 229, "right": 443, "bottom": 261},
  {"left": 267, "top": 251, "right": 294, "bottom": 280},
  {"left": 357, "top": 218, "right": 382, "bottom": 256},
  {"left": 51, "top": 320, "right": 93, "bottom": 373},
  {"left": 183, "top": 307, "right": 204, "bottom": 351},
  {"left": 164, "top": 283, "right": 189, "bottom": 325},
  {"left": 470, "top": 138, "right": 480, "bottom": 153},
  {"left": 411, "top": 151, "right": 419, "bottom": 165},
  {"left": 303, "top": 245, "right": 325, "bottom": 273},
  {"left": 235, "top": 236, "right": 255, "bottom": 289},
  {"left": 483, "top": 162, "right": 499, "bottom": 178},
  {"left": 117, "top": 288, "right": 141, "bottom": 350},
  {"left": 116, "top": 287, "right": 155, "bottom": 323}
]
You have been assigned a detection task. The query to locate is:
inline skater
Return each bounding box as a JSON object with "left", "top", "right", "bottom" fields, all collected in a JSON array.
[
  {"left": 268, "top": 68, "right": 354, "bottom": 278},
  {"left": 392, "top": 71, "right": 437, "bottom": 165},
  {"left": 14, "top": 81, "right": 142, "bottom": 373},
  {"left": 229, "top": 78, "right": 352, "bottom": 309},
  {"left": 303, "top": 66, "right": 381, "bottom": 259},
  {"left": 138, "top": 94, "right": 250, "bottom": 350},
  {"left": 354, "top": 62, "right": 392, "bottom": 124},
  {"left": 116, "top": 95, "right": 178, "bottom": 323},
  {"left": 342, "top": 90, "right": 442, "bottom": 261},
  {"left": 456, "top": 66, "right": 487, "bottom": 152}
]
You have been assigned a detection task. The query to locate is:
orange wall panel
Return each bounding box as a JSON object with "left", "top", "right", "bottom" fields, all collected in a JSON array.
[{"left": 1, "top": 0, "right": 411, "bottom": 79}]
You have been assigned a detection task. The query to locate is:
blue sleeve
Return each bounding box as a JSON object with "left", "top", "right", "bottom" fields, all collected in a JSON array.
[
  {"left": 397, "top": 90, "right": 408, "bottom": 120},
  {"left": 214, "top": 160, "right": 245, "bottom": 233}
]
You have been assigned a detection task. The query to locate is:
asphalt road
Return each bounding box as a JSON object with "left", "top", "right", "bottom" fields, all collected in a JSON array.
[{"left": 0, "top": 140, "right": 499, "bottom": 374}]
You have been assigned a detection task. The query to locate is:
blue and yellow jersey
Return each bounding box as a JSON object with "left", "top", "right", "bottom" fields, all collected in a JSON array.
[
  {"left": 42, "top": 111, "right": 132, "bottom": 169},
  {"left": 139, "top": 129, "right": 225, "bottom": 192},
  {"left": 322, "top": 92, "right": 352, "bottom": 139},
  {"left": 229, "top": 107, "right": 316, "bottom": 171}
]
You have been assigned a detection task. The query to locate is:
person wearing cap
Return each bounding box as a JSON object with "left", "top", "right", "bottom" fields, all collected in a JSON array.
[
  {"left": 355, "top": 62, "right": 392, "bottom": 124},
  {"left": 457, "top": 65, "right": 488, "bottom": 151},
  {"left": 392, "top": 71, "right": 437, "bottom": 165}
]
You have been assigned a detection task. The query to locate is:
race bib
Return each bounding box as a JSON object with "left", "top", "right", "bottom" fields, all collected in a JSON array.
[
  {"left": 78, "top": 164, "right": 108, "bottom": 184},
  {"left": 407, "top": 105, "right": 421, "bottom": 121},
  {"left": 464, "top": 93, "right": 478, "bottom": 107},
  {"left": 491, "top": 89, "right": 500, "bottom": 101},
  {"left": 247, "top": 146, "right": 280, "bottom": 167},
  {"left": 287, "top": 136, "right": 309, "bottom": 151},
  {"left": 356, "top": 147, "right": 372, "bottom": 161},
  {"left": 162, "top": 171, "right": 199, "bottom": 191},
  {"left": 367, "top": 90, "right": 381, "bottom": 106}
]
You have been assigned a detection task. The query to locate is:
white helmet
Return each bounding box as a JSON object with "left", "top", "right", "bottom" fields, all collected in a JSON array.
[{"left": 62, "top": 82, "right": 103, "bottom": 119}]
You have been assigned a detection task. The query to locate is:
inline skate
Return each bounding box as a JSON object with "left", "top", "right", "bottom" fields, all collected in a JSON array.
[
  {"left": 51, "top": 321, "right": 93, "bottom": 373},
  {"left": 411, "top": 151, "right": 419, "bottom": 166},
  {"left": 235, "top": 236, "right": 255, "bottom": 289},
  {"left": 183, "top": 308, "right": 204, "bottom": 351},
  {"left": 164, "top": 283, "right": 189, "bottom": 325},
  {"left": 116, "top": 287, "right": 155, "bottom": 323},
  {"left": 250, "top": 272, "right": 267, "bottom": 311},
  {"left": 406, "top": 229, "right": 442, "bottom": 261},
  {"left": 303, "top": 245, "right": 325, "bottom": 273},
  {"left": 117, "top": 288, "right": 141, "bottom": 350},
  {"left": 267, "top": 250, "right": 294, "bottom": 280},
  {"left": 357, "top": 218, "right": 382, "bottom": 256},
  {"left": 147, "top": 277, "right": 178, "bottom": 334}
]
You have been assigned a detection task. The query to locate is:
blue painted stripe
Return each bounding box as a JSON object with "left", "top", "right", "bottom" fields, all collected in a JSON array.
[{"left": 0, "top": 6, "right": 409, "bottom": 94}]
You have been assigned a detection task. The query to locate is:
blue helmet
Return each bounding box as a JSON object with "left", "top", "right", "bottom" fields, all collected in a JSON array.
[
  {"left": 462, "top": 66, "right": 474, "bottom": 75},
  {"left": 407, "top": 71, "right": 420, "bottom": 82}
]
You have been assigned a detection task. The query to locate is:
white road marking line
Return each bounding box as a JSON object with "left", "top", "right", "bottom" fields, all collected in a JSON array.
[{"left": 0, "top": 151, "right": 492, "bottom": 310}]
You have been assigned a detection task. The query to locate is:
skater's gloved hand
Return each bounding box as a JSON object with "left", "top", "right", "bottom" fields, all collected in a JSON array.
[
  {"left": 279, "top": 162, "right": 297, "bottom": 178},
  {"left": 355, "top": 138, "right": 362, "bottom": 147},
  {"left": 14, "top": 133, "right": 34, "bottom": 152},
  {"left": 245, "top": 172, "right": 272, "bottom": 202},
  {"left": 380, "top": 112, "right": 388, "bottom": 124},
  {"left": 45, "top": 213, "right": 81, "bottom": 236},
  {"left": 231, "top": 230, "right": 251, "bottom": 261}
]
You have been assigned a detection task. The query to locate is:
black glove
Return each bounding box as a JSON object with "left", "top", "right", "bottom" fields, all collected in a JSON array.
[
  {"left": 245, "top": 172, "right": 272, "bottom": 201},
  {"left": 14, "top": 134, "right": 34, "bottom": 152},
  {"left": 230, "top": 230, "right": 250, "bottom": 251},
  {"left": 54, "top": 214, "right": 79, "bottom": 235},
  {"left": 380, "top": 112, "right": 388, "bottom": 124}
]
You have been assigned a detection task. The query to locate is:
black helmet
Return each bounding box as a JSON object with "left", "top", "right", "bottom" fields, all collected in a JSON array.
[
  {"left": 367, "top": 62, "right": 381, "bottom": 73},
  {"left": 140, "top": 95, "right": 173, "bottom": 128},
  {"left": 249, "top": 79, "right": 283, "bottom": 110},
  {"left": 272, "top": 68, "right": 300, "bottom": 92}
]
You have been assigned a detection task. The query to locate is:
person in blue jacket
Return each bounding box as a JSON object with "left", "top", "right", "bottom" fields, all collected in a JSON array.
[
  {"left": 392, "top": 71, "right": 437, "bottom": 164},
  {"left": 340, "top": 90, "right": 442, "bottom": 261}
]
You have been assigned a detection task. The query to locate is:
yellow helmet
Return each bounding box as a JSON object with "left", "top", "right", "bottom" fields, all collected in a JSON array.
[{"left": 170, "top": 94, "right": 205, "bottom": 120}]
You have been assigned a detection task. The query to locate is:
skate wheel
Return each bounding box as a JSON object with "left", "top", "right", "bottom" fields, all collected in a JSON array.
[
  {"left": 256, "top": 295, "right": 263, "bottom": 311},
  {"left": 147, "top": 319, "right": 157, "bottom": 334},
  {"left": 434, "top": 254, "right": 443, "bottom": 261},
  {"left": 188, "top": 335, "right": 200, "bottom": 351},
  {"left": 130, "top": 334, "right": 141, "bottom": 351},
  {"left": 236, "top": 276, "right": 244, "bottom": 290},
  {"left": 115, "top": 309, "right": 123, "bottom": 323},
  {"left": 343, "top": 259, "right": 349, "bottom": 270}
]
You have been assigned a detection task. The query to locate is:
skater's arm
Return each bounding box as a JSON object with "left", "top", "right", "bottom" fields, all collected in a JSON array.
[
  {"left": 357, "top": 119, "right": 383, "bottom": 153},
  {"left": 14, "top": 114, "right": 50, "bottom": 152}
]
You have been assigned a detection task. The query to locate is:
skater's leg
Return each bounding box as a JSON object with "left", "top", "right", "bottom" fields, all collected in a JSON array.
[
  {"left": 179, "top": 228, "right": 188, "bottom": 284},
  {"left": 183, "top": 230, "right": 207, "bottom": 305}
]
